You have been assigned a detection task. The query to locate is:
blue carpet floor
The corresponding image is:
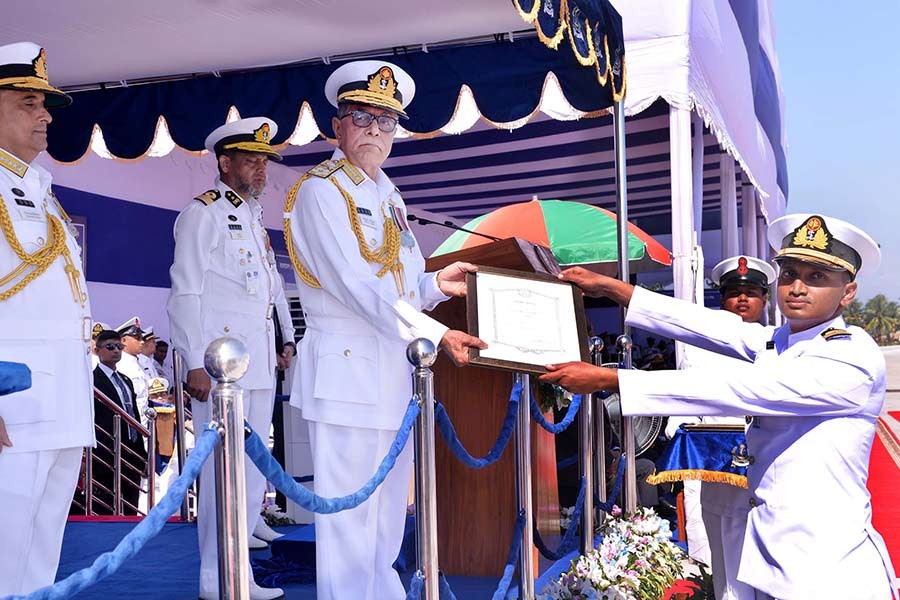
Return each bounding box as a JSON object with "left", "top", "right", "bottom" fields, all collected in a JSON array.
[{"left": 55, "top": 521, "right": 514, "bottom": 599}]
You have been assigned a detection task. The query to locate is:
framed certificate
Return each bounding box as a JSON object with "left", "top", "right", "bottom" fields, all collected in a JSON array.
[{"left": 466, "top": 266, "right": 589, "bottom": 374}]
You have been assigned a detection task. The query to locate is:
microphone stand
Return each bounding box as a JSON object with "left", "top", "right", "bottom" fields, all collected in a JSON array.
[{"left": 408, "top": 214, "right": 502, "bottom": 242}]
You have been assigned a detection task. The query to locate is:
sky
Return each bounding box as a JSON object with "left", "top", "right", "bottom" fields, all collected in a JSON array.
[{"left": 773, "top": 1, "right": 900, "bottom": 303}]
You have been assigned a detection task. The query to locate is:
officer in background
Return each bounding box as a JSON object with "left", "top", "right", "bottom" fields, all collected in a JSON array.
[
  {"left": 284, "top": 60, "right": 486, "bottom": 600},
  {"left": 665, "top": 255, "right": 774, "bottom": 600},
  {"left": 167, "top": 116, "right": 294, "bottom": 600},
  {"left": 138, "top": 326, "right": 160, "bottom": 379},
  {"left": 542, "top": 214, "right": 897, "bottom": 600},
  {"left": 0, "top": 42, "right": 94, "bottom": 596},
  {"left": 116, "top": 316, "right": 150, "bottom": 427}
]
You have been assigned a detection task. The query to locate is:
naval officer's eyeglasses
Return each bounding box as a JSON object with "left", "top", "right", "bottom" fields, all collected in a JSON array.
[
  {"left": 340, "top": 109, "right": 398, "bottom": 133},
  {"left": 102, "top": 343, "right": 125, "bottom": 351}
]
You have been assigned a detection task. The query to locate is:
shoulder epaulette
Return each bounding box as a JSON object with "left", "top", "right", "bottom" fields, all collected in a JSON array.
[
  {"left": 307, "top": 158, "right": 365, "bottom": 186},
  {"left": 224, "top": 190, "right": 243, "bottom": 208},
  {"left": 822, "top": 327, "right": 852, "bottom": 341},
  {"left": 194, "top": 189, "right": 220, "bottom": 206}
]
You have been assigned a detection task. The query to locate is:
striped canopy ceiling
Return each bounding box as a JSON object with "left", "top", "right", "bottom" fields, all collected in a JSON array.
[{"left": 277, "top": 100, "right": 744, "bottom": 236}]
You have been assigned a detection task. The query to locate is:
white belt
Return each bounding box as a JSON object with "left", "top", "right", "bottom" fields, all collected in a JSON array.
[{"left": 0, "top": 316, "right": 92, "bottom": 341}]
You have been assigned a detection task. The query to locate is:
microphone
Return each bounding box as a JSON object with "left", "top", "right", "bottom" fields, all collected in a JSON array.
[{"left": 408, "top": 214, "right": 502, "bottom": 242}]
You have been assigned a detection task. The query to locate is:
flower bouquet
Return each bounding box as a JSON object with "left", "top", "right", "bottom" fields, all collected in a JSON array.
[{"left": 539, "top": 506, "right": 686, "bottom": 600}]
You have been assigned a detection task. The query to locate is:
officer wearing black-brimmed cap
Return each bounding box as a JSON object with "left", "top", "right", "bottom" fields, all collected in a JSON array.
[
  {"left": 0, "top": 42, "right": 93, "bottom": 597},
  {"left": 168, "top": 116, "right": 295, "bottom": 600}
]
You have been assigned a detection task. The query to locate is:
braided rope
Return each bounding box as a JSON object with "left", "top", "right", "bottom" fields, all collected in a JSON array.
[
  {"left": 282, "top": 162, "right": 403, "bottom": 291},
  {"left": 0, "top": 192, "right": 75, "bottom": 301}
]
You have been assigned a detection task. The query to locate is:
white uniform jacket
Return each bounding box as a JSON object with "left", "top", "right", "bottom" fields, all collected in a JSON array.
[
  {"left": 619, "top": 287, "right": 897, "bottom": 599},
  {"left": 287, "top": 149, "right": 450, "bottom": 430},
  {"left": 167, "top": 179, "right": 294, "bottom": 391},
  {"left": 0, "top": 148, "right": 94, "bottom": 453}
]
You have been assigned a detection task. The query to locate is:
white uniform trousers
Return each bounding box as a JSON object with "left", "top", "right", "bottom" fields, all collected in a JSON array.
[
  {"left": 0, "top": 447, "right": 82, "bottom": 596},
  {"left": 682, "top": 481, "right": 711, "bottom": 566},
  {"left": 310, "top": 421, "right": 414, "bottom": 600},
  {"left": 702, "top": 508, "right": 754, "bottom": 600},
  {"left": 194, "top": 387, "right": 275, "bottom": 593}
]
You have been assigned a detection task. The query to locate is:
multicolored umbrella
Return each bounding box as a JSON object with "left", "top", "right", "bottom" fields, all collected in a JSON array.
[{"left": 431, "top": 199, "right": 671, "bottom": 274}]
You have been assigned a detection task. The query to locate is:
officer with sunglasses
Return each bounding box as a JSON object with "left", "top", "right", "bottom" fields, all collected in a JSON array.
[{"left": 283, "top": 60, "right": 486, "bottom": 600}]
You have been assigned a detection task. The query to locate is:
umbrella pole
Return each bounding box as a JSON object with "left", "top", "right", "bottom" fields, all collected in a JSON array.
[{"left": 613, "top": 101, "right": 638, "bottom": 514}]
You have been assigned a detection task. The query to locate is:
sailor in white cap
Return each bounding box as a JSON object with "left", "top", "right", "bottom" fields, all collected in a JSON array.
[
  {"left": 283, "top": 60, "right": 485, "bottom": 599},
  {"left": 664, "top": 255, "right": 774, "bottom": 600},
  {"left": 167, "top": 116, "right": 295, "bottom": 600},
  {"left": 541, "top": 214, "right": 897, "bottom": 599},
  {"left": 115, "top": 316, "right": 151, "bottom": 428},
  {"left": 137, "top": 326, "right": 160, "bottom": 379},
  {"left": 0, "top": 42, "right": 94, "bottom": 596}
]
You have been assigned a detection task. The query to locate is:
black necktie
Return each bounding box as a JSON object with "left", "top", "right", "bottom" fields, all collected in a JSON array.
[{"left": 112, "top": 371, "right": 138, "bottom": 442}]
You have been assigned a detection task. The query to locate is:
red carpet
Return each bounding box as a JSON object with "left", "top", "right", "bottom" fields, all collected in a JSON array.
[
  {"left": 888, "top": 411, "right": 900, "bottom": 423},
  {"left": 868, "top": 418, "right": 900, "bottom": 571}
]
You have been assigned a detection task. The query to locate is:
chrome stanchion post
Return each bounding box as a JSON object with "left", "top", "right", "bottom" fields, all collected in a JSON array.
[
  {"left": 515, "top": 372, "right": 535, "bottom": 599},
  {"left": 173, "top": 349, "right": 192, "bottom": 520},
  {"left": 113, "top": 415, "right": 122, "bottom": 515},
  {"left": 145, "top": 407, "right": 158, "bottom": 510},
  {"left": 85, "top": 447, "right": 94, "bottom": 515},
  {"left": 589, "top": 337, "right": 607, "bottom": 513},
  {"left": 579, "top": 354, "right": 595, "bottom": 554},
  {"left": 205, "top": 337, "right": 251, "bottom": 600},
  {"left": 407, "top": 339, "right": 440, "bottom": 600},
  {"left": 616, "top": 334, "right": 638, "bottom": 513}
]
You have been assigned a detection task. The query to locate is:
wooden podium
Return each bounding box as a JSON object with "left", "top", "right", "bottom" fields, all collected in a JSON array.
[{"left": 425, "top": 238, "right": 562, "bottom": 576}]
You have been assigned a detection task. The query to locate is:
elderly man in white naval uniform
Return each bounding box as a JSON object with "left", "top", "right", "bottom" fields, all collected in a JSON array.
[
  {"left": 542, "top": 214, "right": 898, "bottom": 600},
  {"left": 665, "top": 255, "right": 774, "bottom": 600},
  {"left": 167, "top": 116, "right": 295, "bottom": 600},
  {"left": 283, "top": 60, "right": 486, "bottom": 600},
  {"left": 0, "top": 42, "right": 94, "bottom": 596}
]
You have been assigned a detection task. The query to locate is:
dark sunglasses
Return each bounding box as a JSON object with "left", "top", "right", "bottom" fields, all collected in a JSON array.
[
  {"left": 340, "top": 109, "right": 398, "bottom": 133},
  {"left": 102, "top": 343, "right": 124, "bottom": 351}
]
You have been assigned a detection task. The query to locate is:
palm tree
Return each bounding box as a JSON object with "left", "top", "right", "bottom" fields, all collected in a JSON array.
[
  {"left": 863, "top": 295, "right": 899, "bottom": 344},
  {"left": 843, "top": 299, "right": 866, "bottom": 328}
]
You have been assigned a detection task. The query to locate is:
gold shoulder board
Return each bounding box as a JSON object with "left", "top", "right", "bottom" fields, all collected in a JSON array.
[
  {"left": 822, "top": 328, "right": 851, "bottom": 341},
  {"left": 194, "top": 189, "right": 220, "bottom": 206},
  {"left": 308, "top": 158, "right": 365, "bottom": 185}
]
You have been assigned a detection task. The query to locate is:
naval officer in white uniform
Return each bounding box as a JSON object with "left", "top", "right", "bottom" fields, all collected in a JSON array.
[
  {"left": 542, "top": 214, "right": 897, "bottom": 600},
  {"left": 167, "top": 116, "right": 295, "bottom": 600},
  {"left": 665, "top": 255, "right": 774, "bottom": 600},
  {"left": 0, "top": 42, "right": 94, "bottom": 596},
  {"left": 283, "top": 60, "right": 486, "bottom": 600}
]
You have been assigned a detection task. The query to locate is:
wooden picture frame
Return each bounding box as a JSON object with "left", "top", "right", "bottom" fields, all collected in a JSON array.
[{"left": 465, "top": 266, "right": 589, "bottom": 374}]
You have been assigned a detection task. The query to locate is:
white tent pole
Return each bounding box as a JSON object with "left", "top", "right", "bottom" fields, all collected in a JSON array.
[
  {"left": 741, "top": 178, "right": 758, "bottom": 257},
  {"left": 669, "top": 106, "right": 695, "bottom": 370},
  {"left": 720, "top": 155, "right": 739, "bottom": 258},
  {"left": 691, "top": 113, "right": 705, "bottom": 230}
]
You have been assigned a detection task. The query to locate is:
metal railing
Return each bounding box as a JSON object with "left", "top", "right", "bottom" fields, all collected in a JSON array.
[{"left": 72, "top": 388, "right": 157, "bottom": 516}]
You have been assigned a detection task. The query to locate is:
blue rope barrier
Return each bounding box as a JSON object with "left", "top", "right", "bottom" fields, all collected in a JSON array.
[
  {"left": 406, "top": 572, "right": 425, "bottom": 600},
  {"left": 492, "top": 513, "right": 526, "bottom": 600},
  {"left": 245, "top": 398, "right": 419, "bottom": 514},
  {"left": 530, "top": 394, "right": 582, "bottom": 434},
  {"left": 533, "top": 477, "right": 586, "bottom": 560},
  {"left": 438, "top": 573, "right": 458, "bottom": 600},
  {"left": 16, "top": 427, "right": 220, "bottom": 600},
  {"left": 556, "top": 454, "right": 578, "bottom": 470},
  {"left": 597, "top": 452, "right": 628, "bottom": 513},
  {"left": 433, "top": 380, "right": 521, "bottom": 469}
]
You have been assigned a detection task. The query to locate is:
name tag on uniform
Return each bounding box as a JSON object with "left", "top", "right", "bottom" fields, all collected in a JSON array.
[
  {"left": 229, "top": 223, "right": 246, "bottom": 240},
  {"left": 245, "top": 269, "right": 260, "bottom": 295},
  {"left": 17, "top": 206, "right": 44, "bottom": 221},
  {"left": 360, "top": 215, "right": 378, "bottom": 229}
]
